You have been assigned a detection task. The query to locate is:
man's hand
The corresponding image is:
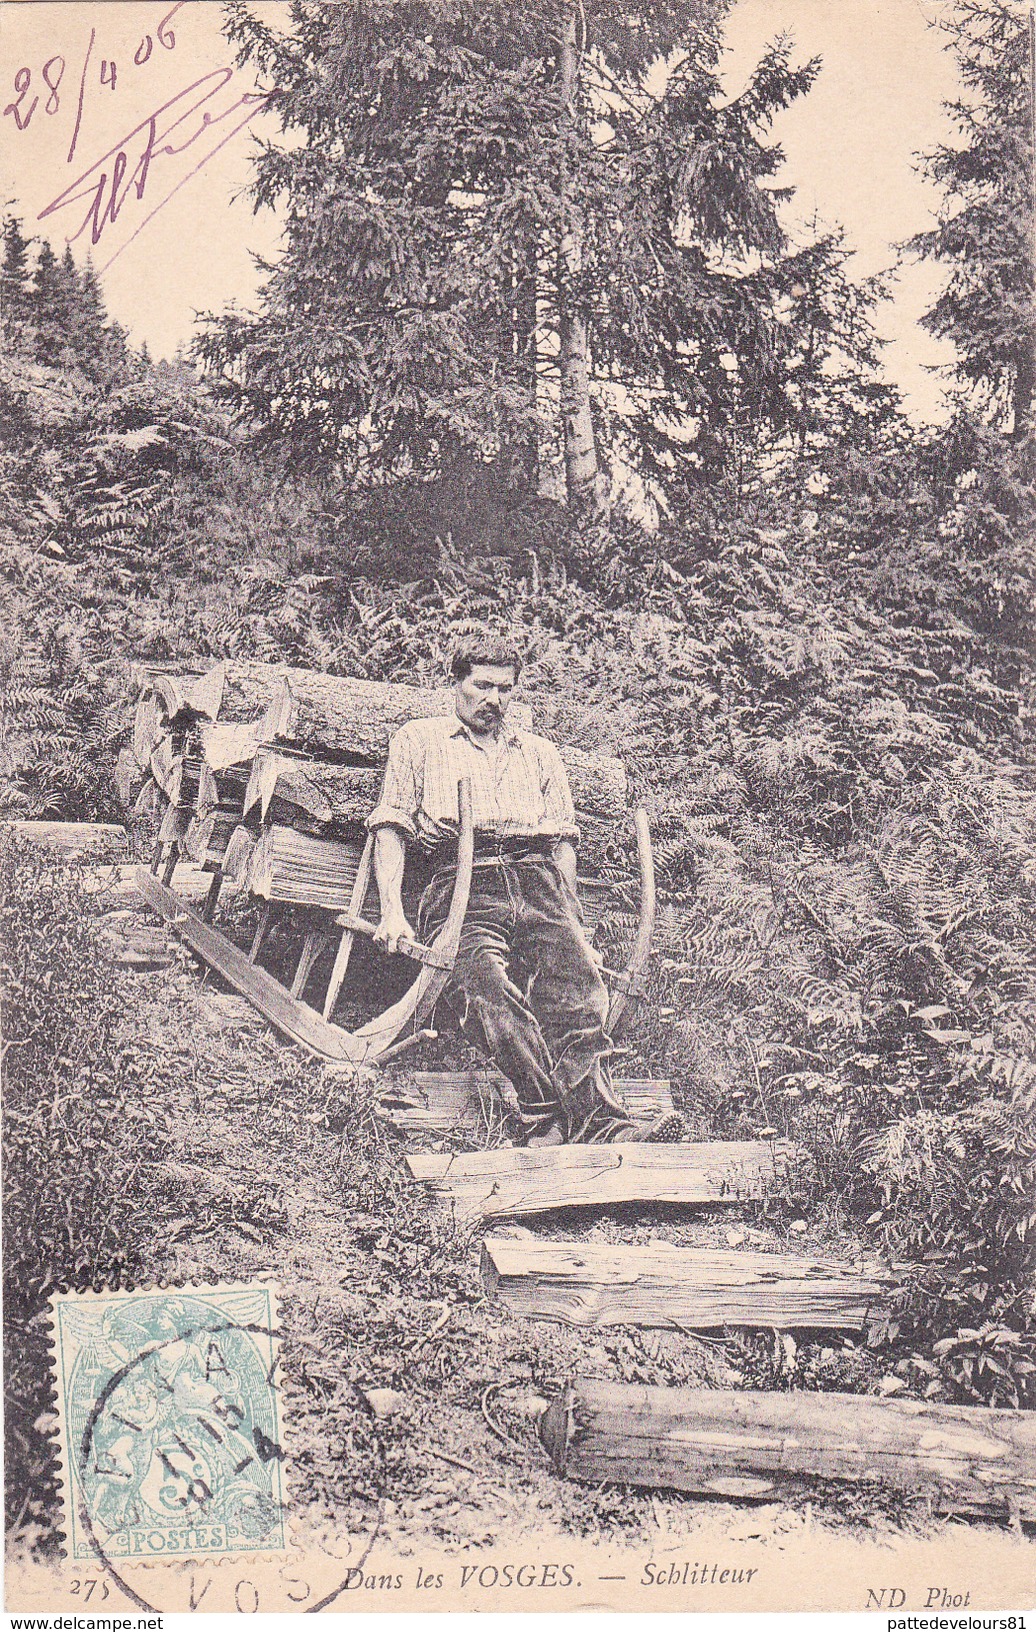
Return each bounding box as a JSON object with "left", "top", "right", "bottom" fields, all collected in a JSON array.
[
  {"left": 373, "top": 908, "right": 418, "bottom": 956},
  {"left": 372, "top": 826, "right": 414, "bottom": 954}
]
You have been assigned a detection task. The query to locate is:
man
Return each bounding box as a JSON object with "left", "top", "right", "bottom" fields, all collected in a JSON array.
[{"left": 366, "top": 633, "right": 684, "bottom": 1145}]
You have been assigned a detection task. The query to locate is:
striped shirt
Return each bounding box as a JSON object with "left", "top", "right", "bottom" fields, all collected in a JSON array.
[{"left": 367, "top": 715, "right": 579, "bottom": 851}]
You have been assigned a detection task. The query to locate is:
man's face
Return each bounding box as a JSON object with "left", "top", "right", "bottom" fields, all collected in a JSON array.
[{"left": 455, "top": 663, "right": 517, "bottom": 735}]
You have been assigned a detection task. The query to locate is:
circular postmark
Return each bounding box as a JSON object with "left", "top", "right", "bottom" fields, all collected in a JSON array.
[{"left": 54, "top": 1286, "right": 380, "bottom": 1614}]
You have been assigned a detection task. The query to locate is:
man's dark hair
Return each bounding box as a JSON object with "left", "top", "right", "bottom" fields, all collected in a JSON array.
[{"left": 450, "top": 633, "right": 524, "bottom": 683}]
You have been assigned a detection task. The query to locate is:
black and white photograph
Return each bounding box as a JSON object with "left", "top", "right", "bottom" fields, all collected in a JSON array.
[{"left": 1, "top": 0, "right": 1034, "bottom": 1616}]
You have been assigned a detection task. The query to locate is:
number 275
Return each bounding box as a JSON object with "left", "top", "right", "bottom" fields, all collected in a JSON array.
[{"left": 70, "top": 1579, "right": 110, "bottom": 1602}]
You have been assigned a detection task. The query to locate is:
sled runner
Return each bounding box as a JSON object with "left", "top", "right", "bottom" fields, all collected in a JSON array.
[{"left": 126, "top": 663, "right": 656, "bottom": 1067}]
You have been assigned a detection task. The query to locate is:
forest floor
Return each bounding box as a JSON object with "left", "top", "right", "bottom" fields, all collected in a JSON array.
[{"left": 9, "top": 870, "right": 1034, "bottom": 1614}]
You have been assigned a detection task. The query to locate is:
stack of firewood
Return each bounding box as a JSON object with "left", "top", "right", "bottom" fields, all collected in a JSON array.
[
  {"left": 121, "top": 661, "right": 630, "bottom": 919},
  {"left": 223, "top": 671, "right": 457, "bottom": 912}
]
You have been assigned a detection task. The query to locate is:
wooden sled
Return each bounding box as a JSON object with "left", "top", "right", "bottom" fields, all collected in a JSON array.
[
  {"left": 138, "top": 781, "right": 473, "bottom": 1065},
  {"left": 137, "top": 780, "right": 657, "bottom": 1068}
]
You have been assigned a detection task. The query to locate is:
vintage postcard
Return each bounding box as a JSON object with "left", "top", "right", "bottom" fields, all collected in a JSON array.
[{"left": 1, "top": 0, "right": 1034, "bottom": 1619}]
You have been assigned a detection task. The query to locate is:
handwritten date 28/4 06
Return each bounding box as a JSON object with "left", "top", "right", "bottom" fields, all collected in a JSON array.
[{"left": 4, "top": 3, "right": 183, "bottom": 143}]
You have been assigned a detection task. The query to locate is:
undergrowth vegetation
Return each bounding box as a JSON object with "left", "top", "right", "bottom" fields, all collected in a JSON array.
[
  {"left": 2, "top": 329, "right": 1035, "bottom": 1412},
  {"left": 0, "top": 835, "right": 180, "bottom": 1531}
]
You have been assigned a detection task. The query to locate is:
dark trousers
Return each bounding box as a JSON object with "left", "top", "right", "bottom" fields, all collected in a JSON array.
[{"left": 418, "top": 857, "right": 631, "bottom": 1142}]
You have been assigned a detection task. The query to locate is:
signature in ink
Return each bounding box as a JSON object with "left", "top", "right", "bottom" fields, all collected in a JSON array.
[{"left": 37, "top": 68, "right": 274, "bottom": 273}]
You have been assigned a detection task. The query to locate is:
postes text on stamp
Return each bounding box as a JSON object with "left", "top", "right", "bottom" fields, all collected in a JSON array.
[{"left": 50, "top": 1283, "right": 287, "bottom": 1563}]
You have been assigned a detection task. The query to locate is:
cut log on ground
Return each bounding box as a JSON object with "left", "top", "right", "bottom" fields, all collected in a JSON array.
[
  {"left": 243, "top": 749, "right": 382, "bottom": 831},
  {"left": 6, "top": 821, "right": 129, "bottom": 860},
  {"left": 404, "top": 1141, "right": 798, "bottom": 1223},
  {"left": 246, "top": 824, "right": 365, "bottom": 910},
  {"left": 481, "top": 1238, "right": 894, "bottom": 1330},
  {"left": 101, "top": 926, "right": 176, "bottom": 970},
  {"left": 380, "top": 1072, "right": 674, "bottom": 1133},
  {"left": 540, "top": 1380, "right": 1036, "bottom": 1518}
]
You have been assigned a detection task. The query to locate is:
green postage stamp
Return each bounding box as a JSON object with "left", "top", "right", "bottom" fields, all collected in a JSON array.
[{"left": 49, "top": 1283, "right": 288, "bottom": 1563}]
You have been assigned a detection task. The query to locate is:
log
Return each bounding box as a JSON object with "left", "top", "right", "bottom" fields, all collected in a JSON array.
[
  {"left": 6, "top": 821, "right": 129, "bottom": 860},
  {"left": 223, "top": 825, "right": 257, "bottom": 885},
  {"left": 540, "top": 1381, "right": 1036, "bottom": 1518},
  {"left": 200, "top": 719, "right": 263, "bottom": 774},
  {"left": 102, "top": 925, "right": 175, "bottom": 970},
  {"left": 260, "top": 674, "right": 467, "bottom": 762},
  {"left": 258, "top": 673, "right": 524, "bottom": 759},
  {"left": 404, "top": 1141, "right": 797, "bottom": 1223},
  {"left": 243, "top": 749, "right": 382, "bottom": 831},
  {"left": 232, "top": 668, "right": 625, "bottom": 819},
  {"left": 246, "top": 824, "right": 365, "bottom": 910},
  {"left": 379, "top": 1071, "right": 674, "bottom": 1133},
  {"left": 149, "top": 739, "right": 183, "bottom": 805},
  {"left": 212, "top": 659, "right": 322, "bottom": 723},
  {"left": 132, "top": 688, "right": 165, "bottom": 765},
  {"left": 185, "top": 810, "right": 240, "bottom": 867},
  {"left": 481, "top": 1239, "right": 893, "bottom": 1331}
]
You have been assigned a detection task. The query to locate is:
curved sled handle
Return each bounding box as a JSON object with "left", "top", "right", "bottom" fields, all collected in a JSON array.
[
  {"left": 606, "top": 805, "right": 655, "bottom": 1037},
  {"left": 349, "top": 777, "right": 474, "bottom": 1062},
  {"left": 330, "top": 779, "right": 475, "bottom": 974},
  {"left": 436, "top": 775, "right": 474, "bottom": 960},
  {"left": 322, "top": 833, "right": 376, "bottom": 1019}
]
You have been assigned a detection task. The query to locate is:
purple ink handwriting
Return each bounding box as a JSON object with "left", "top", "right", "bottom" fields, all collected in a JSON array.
[
  {"left": 4, "top": 4, "right": 185, "bottom": 149},
  {"left": 37, "top": 69, "right": 274, "bottom": 272}
]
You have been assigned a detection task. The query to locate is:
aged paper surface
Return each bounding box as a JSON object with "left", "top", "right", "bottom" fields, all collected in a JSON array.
[{"left": 2, "top": 0, "right": 1034, "bottom": 1618}]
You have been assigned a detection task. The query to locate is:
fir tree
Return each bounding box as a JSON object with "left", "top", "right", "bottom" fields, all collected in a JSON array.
[
  {"left": 773, "top": 226, "right": 903, "bottom": 462},
  {"left": 198, "top": 1, "right": 829, "bottom": 512},
  {"left": 31, "top": 241, "right": 78, "bottom": 368},
  {"left": 2, "top": 213, "right": 34, "bottom": 348},
  {"left": 907, "top": 0, "right": 1035, "bottom": 435}
]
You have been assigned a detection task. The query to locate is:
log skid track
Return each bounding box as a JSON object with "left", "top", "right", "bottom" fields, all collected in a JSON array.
[{"left": 82, "top": 660, "right": 1036, "bottom": 1526}]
